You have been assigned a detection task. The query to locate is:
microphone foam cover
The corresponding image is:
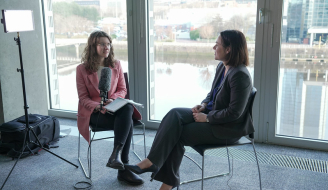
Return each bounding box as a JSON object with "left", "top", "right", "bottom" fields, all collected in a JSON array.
[{"left": 98, "top": 67, "right": 112, "bottom": 92}]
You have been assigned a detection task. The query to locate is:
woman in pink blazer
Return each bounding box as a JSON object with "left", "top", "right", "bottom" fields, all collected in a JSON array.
[{"left": 76, "top": 31, "right": 143, "bottom": 185}]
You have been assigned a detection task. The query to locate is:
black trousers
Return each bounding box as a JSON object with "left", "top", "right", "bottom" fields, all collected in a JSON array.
[
  {"left": 147, "top": 108, "right": 240, "bottom": 187},
  {"left": 90, "top": 103, "right": 134, "bottom": 164}
]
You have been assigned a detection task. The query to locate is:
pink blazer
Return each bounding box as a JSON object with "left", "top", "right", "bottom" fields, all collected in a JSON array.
[{"left": 76, "top": 60, "right": 141, "bottom": 143}]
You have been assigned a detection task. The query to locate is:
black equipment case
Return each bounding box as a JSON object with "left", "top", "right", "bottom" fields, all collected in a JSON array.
[{"left": 0, "top": 114, "right": 60, "bottom": 158}]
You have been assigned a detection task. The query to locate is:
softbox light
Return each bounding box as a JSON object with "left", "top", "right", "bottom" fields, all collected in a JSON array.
[{"left": 1, "top": 10, "right": 34, "bottom": 33}]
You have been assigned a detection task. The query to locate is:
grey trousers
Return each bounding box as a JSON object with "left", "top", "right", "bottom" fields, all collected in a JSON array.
[{"left": 147, "top": 108, "right": 240, "bottom": 187}]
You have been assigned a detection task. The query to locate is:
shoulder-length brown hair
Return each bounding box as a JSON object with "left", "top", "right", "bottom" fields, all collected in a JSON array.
[
  {"left": 220, "top": 30, "right": 249, "bottom": 67},
  {"left": 81, "top": 31, "right": 115, "bottom": 73}
]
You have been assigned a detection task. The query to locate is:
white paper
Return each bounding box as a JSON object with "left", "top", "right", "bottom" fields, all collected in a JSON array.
[{"left": 104, "top": 97, "right": 143, "bottom": 112}]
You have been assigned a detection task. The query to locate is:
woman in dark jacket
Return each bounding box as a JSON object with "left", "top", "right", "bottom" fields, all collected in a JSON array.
[{"left": 126, "top": 30, "right": 254, "bottom": 190}]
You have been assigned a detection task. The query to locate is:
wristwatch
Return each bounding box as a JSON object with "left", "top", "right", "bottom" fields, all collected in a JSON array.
[{"left": 206, "top": 116, "right": 209, "bottom": 123}]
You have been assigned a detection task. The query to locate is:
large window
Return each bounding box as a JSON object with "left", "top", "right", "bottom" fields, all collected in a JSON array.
[
  {"left": 276, "top": 0, "right": 328, "bottom": 140},
  {"left": 45, "top": 0, "right": 128, "bottom": 111},
  {"left": 148, "top": 0, "right": 257, "bottom": 120},
  {"left": 43, "top": 0, "right": 328, "bottom": 150}
]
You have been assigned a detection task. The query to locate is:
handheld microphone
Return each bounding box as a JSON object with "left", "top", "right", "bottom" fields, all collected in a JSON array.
[{"left": 98, "top": 67, "right": 112, "bottom": 109}]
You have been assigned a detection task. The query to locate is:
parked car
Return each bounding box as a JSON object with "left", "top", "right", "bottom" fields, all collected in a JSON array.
[
  {"left": 313, "top": 39, "right": 326, "bottom": 46},
  {"left": 288, "top": 36, "right": 301, "bottom": 43}
]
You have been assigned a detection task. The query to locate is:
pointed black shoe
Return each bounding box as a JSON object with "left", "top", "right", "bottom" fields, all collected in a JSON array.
[
  {"left": 124, "top": 164, "right": 158, "bottom": 175},
  {"left": 106, "top": 144, "right": 124, "bottom": 170},
  {"left": 117, "top": 169, "right": 144, "bottom": 185}
]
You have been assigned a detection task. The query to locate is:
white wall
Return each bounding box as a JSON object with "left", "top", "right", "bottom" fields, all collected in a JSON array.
[{"left": 0, "top": 0, "right": 48, "bottom": 124}]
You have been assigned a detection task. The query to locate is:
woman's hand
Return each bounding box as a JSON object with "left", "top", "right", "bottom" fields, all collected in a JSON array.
[
  {"left": 193, "top": 113, "right": 207, "bottom": 122},
  {"left": 191, "top": 103, "right": 206, "bottom": 113},
  {"left": 104, "top": 99, "right": 114, "bottom": 106},
  {"left": 94, "top": 104, "right": 107, "bottom": 114},
  {"left": 94, "top": 99, "right": 114, "bottom": 114}
]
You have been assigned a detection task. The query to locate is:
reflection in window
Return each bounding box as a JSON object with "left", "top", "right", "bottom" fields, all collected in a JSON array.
[
  {"left": 51, "top": 48, "right": 56, "bottom": 59},
  {"left": 47, "top": 0, "right": 52, "bottom": 11},
  {"left": 52, "top": 64, "right": 57, "bottom": 75},
  {"left": 50, "top": 32, "right": 55, "bottom": 43},
  {"left": 48, "top": 16, "right": 53, "bottom": 27},
  {"left": 54, "top": 79, "right": 58, "bottom": 90}
]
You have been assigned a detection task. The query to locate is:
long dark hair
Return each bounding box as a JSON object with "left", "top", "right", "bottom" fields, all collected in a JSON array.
[
  {"left": 81, "top": 31, "right": 115, "bottom": 72},
  {"left": 220, "top": 30, "right": 249, "bottom": 67}
]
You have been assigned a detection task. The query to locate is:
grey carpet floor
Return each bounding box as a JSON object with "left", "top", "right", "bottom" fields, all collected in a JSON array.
[{"left": 1, "top": 119, "right": 328, "bottom": 190}]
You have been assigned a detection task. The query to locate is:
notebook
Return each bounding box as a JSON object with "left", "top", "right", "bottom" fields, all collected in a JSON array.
[{"left": 104, "top": 97, "right": 144, "bottom": 112}]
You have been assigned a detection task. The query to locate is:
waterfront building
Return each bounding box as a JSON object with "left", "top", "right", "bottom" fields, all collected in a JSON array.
[{"left": 286, "top": 0, "right": 328, "bottom": 44}]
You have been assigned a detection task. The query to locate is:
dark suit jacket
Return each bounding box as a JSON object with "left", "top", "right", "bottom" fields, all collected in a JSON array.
[{"left": 202, "top": 62, "right": 255, "bottom": 139}]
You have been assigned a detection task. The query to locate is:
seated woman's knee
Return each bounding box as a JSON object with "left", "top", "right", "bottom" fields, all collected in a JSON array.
[
  {"left": 169, "top": 108, "right": 181, "bottom": 113},
  {"left": 119, "top": 103, "right": 134, "bottom": 114}
]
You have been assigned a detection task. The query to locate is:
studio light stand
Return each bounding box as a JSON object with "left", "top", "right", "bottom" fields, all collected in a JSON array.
[{"left": 1, "top": 10, "right": 78, "bottom": 190}]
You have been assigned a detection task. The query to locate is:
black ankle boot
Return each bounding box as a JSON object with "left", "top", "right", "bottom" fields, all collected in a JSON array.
[
  {"left": 106, "top": 144, "right": 124, "bottom": 170},
  {"left": 117, "top": 169, "right": 144, "bottom": 185}
]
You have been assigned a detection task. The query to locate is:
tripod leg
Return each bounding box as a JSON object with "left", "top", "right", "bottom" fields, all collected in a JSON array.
[
  {"left": 40, "top": 147, "right": 78, "bottom": 167},
  {"left": 1, "top": 128, "right": 29, "bottom": 190},
  {"left": 29, "top": 127, "right": 79, "bottom": 168}
]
